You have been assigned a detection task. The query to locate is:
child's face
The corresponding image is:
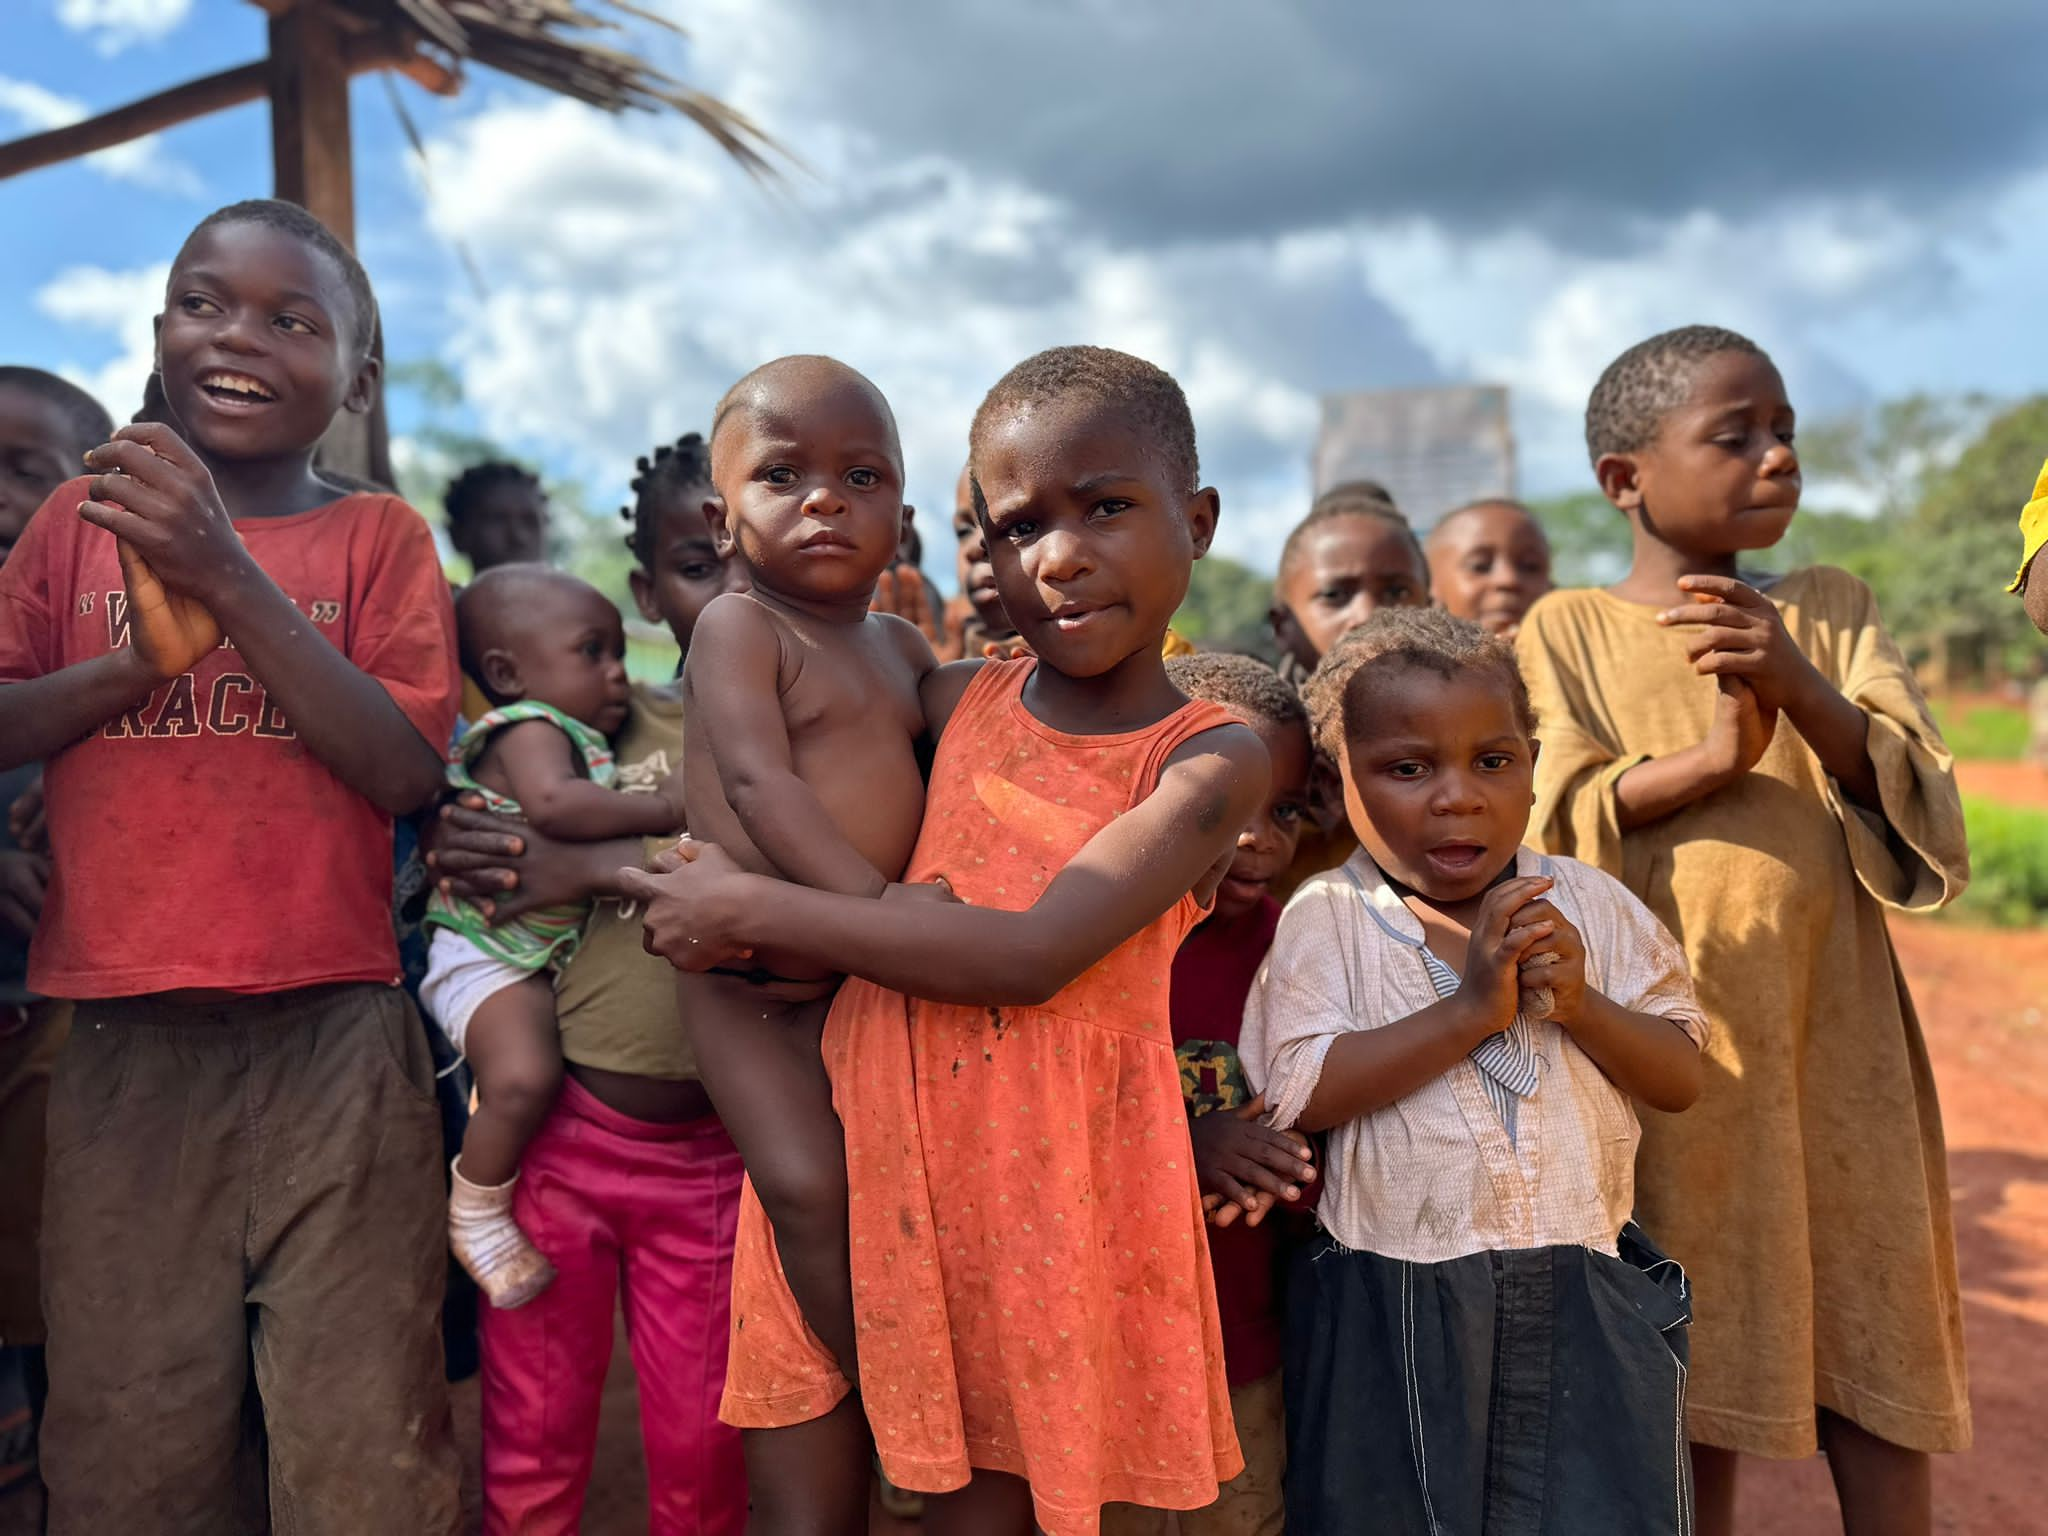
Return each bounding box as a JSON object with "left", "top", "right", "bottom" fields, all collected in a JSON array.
[
  {"left": 630, "top": 486, "right": 736, "bottom": 654},
  {"left": 1338, "top": 663, "right": 1536, "bottom": 908},
  {"left": 454, "top": 480, "right": 550, "bottom": 572},
  {"left": 1603, "top": 350, "right": 1801, "bottom": 558},
  {"left": 1427, "top": 502, "right": 1553, "bottom": 637},
  {"left": 155, "top": 221, "right": 374, "bottom": 465},
  {"left": 0, "top": 384, "right": 88, "bottom": 564},
  {"left": 973, "top": 395, "right": 1216, "bottom": 677},
  {"left": 709, "top": 370, "right": 904, "bottom": 607},
  {"left": 1212, "top": 714, "right": 1312, "bottom": 923},
  {"left": 486, "top": 579, "right": 633, "bottom": 736},
  {"left": 1272, "top": 516, "right": 1428, "bottom": 670},
  {"left": 951, "top": 463, "right": 1008, "bottom": 633}
]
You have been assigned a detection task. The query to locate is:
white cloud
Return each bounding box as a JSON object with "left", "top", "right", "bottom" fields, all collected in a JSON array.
[
  {"left": 0, "top": 76, "right": 201, "bottom": 195},
  {"left": 35, "top": 262, "right": 167, "bottom": 422},
  {"left": 378, "top": 0, "right": 2048, "bottom": 575},
  {"left": 53, "top": 0, "right": 194, "bottom": 53},
  {"left": 1347, "top": 205, "right": 1955, "bottom": 493},
  {"left": 406, "top": 97, "right": 1429, "bottom": 567}
]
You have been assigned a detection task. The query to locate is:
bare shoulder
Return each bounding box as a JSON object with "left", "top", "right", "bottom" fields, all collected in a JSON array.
[
  {"left": 694, "top": 591, "right": 781, "bottom": 652},
  {"left": 1165, "top": 716, "right": 1267, "bottom": 769},
  {"left": 469, "top": 714, "right": 577, "bottom": 782},
  {"left": 1162, "top": 718, "right": 1270, "bottom": 827},
  {"left": 920, "top": 658, "right": 986, "bottom": 738},
  {"left": 868, "top": 609, "right": 939, "bottom": 678}
]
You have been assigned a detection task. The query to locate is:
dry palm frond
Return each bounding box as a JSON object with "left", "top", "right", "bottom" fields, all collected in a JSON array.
[{"left": 315, "top": 0, "right": 783, "bottom": 178}]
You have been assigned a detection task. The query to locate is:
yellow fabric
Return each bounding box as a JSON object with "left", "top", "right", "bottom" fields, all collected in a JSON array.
[
  {"left": 553, "top": 682, "right": 699, "bottom": 1081},
  {"left": 2005, "top": 455, "right": 2048, "bottom": 592},
  {"left": 1516, "top": 568, "right": 1971, "bottom": 1458},
  {"left": 459, "top": 672, "right": 492, "bottom": 725}
]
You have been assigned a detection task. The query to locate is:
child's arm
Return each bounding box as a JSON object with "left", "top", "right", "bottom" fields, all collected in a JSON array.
[
  {"left": 80, "top": 426, "right": 446, "bottom": 814},
  {"left": 0, "top": 650, "right": 163, "bottom": 770},
  {"left": 0, "top": 485, "right": 166, "bottom": 768},
  {"left": 1658, "top": 575, "right": 1881, "bottom": 809},
  {"left": 626, "top": 721, "right": 1269, "bottom": 1005},
  {"left": 485, "top": 720, "right": 681, "bottom": 841},
  {"left": 1293, "top": 875, "right": 1558, "bottom": 1132},
  {"left": 689, "top": 596, "right": 910, "bottom": 899},
  {"left": 1613, "top": 676, "right": 1775, "bottom": 831},
  {"left": 1512, "top": 898, "right": 1702, "bottom": 1112}
]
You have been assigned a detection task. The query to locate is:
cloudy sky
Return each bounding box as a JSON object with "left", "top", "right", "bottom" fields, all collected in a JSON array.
[{"left": 6, "top": 0, "right": 2048, "bottom": 569}]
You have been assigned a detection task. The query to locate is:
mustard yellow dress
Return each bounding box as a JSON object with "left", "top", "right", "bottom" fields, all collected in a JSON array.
[{"left": 1515, "top": 567, "right": 1971, "bottom": 1458}]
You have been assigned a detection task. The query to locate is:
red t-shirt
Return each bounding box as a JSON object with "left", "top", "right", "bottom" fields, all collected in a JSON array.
[
  {"left": 0, "top": 478, "right": 459, "bottom": 998},
  {"left": 1172, "top": 894, "right": 1288, "bottom": 1387}
]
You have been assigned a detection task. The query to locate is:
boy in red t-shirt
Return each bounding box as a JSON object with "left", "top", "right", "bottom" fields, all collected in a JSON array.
[
  {"left": 0, "top": 200, "right": 462, "bottom": 1535},
  {"left": 1102, "top": 652, "right": 1317, "bottom": 1536}
]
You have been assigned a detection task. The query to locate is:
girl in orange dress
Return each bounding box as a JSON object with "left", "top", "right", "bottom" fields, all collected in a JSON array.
[{"left": 626, "top": 346, "right": 1271, "bottom": 1536}]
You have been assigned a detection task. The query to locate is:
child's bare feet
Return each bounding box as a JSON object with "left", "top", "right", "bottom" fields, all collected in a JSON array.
[{"left": 448, "top": 1159, "right": 555, "bottom": 1309}]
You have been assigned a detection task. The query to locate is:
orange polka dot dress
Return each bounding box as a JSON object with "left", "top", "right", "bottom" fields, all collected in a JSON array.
[{"left": 720, "top": 659, "right": 1244, "bottom": 1535}]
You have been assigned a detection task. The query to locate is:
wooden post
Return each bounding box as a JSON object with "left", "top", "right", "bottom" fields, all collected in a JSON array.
[{"left": 268, "top": 0, "right": 391, "bottom": 488}]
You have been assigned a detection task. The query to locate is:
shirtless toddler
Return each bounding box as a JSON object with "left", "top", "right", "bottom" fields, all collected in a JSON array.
[{"left": 679, "top": 355, "right": 934, "bottom": 1378}]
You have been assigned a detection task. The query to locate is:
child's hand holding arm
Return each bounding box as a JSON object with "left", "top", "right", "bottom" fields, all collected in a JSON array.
[
  {"left": 78, "top": 425, "right": 446, "bottom": 814},
  {"left": 1660, "top": 574, "right": 1881, "bottom": 808},
  {"left": 489, "top": 721, "right": 681, "bottom": 841},
  {"left": 1191, "top": 1094, "right": 1315, "bottom": 1229},
  {"left": 1613, "top": 676, "right": 1775, "bottom": 830},
  {"left": 625, "top": 721, "right": 1269, "bottom": 1005},
  {"left": 425, "top": 795, "right": 645, "bottom": 923},
  {"left": 692, "top": 596, "right": 897, "bottom": 899},
  {"left": 1511, "top": 899, "right": 1702, "bottom": 1112},
  {"left": 1297, "top": 875, "right": 1555, "bottom": 1132}
]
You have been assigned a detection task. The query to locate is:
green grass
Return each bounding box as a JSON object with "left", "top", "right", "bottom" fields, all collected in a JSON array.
[
  {"left": 1951, "top": 794, "right": 2048, "bottom": 926},
  {"left": 1930, "top": 699, "right": 2028, "bottom": 762}
]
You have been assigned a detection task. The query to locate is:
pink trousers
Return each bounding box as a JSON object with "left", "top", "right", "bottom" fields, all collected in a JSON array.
[{"left": 480, "top": 1076, "right": 746, "bottom": 1536}]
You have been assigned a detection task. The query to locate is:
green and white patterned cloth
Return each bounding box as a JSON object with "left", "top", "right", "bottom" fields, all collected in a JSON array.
[{"left": 423, "top": 700, "right": 615, "bottom": 971}]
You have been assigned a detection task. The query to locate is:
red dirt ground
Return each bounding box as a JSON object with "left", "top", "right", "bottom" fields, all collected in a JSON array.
[{"left": 1955, "top": 757, "right": 2048, "bottom": 806}]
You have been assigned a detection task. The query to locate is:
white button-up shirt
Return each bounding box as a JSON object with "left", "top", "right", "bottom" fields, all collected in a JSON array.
[{"left": 1242, "top": 847, "right": 1706, "bottom": 1262}]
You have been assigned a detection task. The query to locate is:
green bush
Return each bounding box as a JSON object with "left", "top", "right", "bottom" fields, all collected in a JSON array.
[
  {"left": 1930, "top": 700, "right": 2029, "bottom": 762},
  {"left": 1951, "top": 794, "right": 2048, "bottom": 926}
]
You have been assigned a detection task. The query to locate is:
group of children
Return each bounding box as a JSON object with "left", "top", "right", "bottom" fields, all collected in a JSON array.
[{"left": 0, "top": 197, "right": 1986, "bottom": 1536}]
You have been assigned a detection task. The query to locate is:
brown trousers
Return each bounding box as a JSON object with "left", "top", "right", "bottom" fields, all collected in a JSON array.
[
  {"left": 0, "top": 1000, "right": 68, "bottom": 1346},
  {"left": 39, "top": 983, "right": 460, "bottom": 1536}
]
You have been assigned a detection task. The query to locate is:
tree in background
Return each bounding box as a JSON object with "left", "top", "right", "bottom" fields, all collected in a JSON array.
[
  {"left": 1172, "top": 554, "right": 1276, "bottom": 657},
  {"left": 1525, "top": 392, "right": 2043, "bottom": 676},
  {"left": 1887, "top": 397, "right": 2048, "bottom": 671},
  {"left": 387, "top": 358, "right": 638, "bottom": 607}
]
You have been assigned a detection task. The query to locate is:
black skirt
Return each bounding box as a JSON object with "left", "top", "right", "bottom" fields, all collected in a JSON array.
[{"left": 1283, "top": 1224, "right": 1692, "bottom": 1536}]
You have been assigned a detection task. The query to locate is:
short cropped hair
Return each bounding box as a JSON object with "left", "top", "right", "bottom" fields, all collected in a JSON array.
[
  {"left": 621, "top": 430, "right": 712, "bottom": 565},
  {"left": 1425, "top": 497, "right": 1549, "bottom": 551},
  {"left": 1584, "top": 324, "right": 1768, "bottom": 464},
  {"left": 1277, "top": 481, "right": 1424, "bottom": 586},
  {"left": 710, "top": 355, "right": 900, "bottom": 465},
  {"left": 1166, "top": 651, "right": 1307, "bottom": 735},
  {"left": 1301, "top": 606, "right": 1536, "bottom": 758},
  {"left": 179, "top": 199, "right": 379, "bottom": 363},
  {"left": 969, "top": 346, "right": 1198, "bottom": 507},
  {"left": 453, "top": 564, "right": 602, "bottom": 694},
  {"left": 444, "top": 460, "right": 540, "bottom": 528},
  {"left": 0, "top": 367, "right": 113, "bottom": 456}
]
